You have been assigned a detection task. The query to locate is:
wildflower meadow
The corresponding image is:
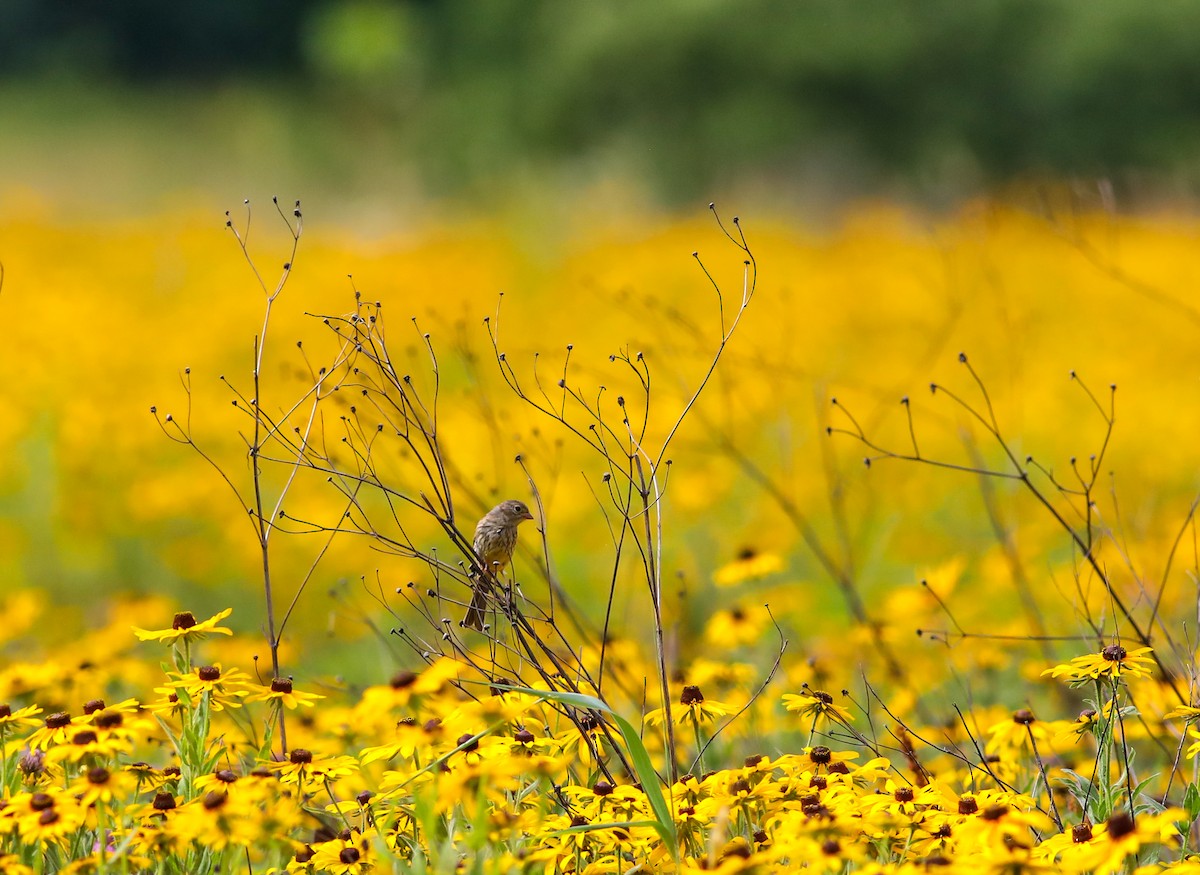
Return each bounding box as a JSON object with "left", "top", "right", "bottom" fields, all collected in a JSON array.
[{"left": 3, "top": 189, "right": 1200, "bottom": 873}]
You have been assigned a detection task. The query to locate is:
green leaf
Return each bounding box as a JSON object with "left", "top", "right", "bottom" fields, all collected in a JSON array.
[
  {"left": 1183, "top": 782, "right": 1200, "bottom": 823},
  {"left": 493, "top": 684, "right": 679, "bottom": 861}
]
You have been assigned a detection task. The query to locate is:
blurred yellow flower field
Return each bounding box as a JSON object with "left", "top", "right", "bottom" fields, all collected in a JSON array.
[{"left": 1, "top": 187, "right": 1200, "bottom": 871}]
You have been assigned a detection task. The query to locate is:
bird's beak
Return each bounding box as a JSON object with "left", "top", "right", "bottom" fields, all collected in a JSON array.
[{"left": 522, "top": 510, "right": 535, "bottom": 521}]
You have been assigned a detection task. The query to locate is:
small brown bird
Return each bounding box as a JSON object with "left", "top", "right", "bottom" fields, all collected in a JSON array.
[{"left": 462, "top": 499, "right": 535, "bottom": 630}]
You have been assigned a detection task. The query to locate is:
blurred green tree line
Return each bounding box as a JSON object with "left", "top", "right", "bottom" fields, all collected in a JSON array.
[{"left": 4, "top": 0, "right": 1200, "bottom": 199}]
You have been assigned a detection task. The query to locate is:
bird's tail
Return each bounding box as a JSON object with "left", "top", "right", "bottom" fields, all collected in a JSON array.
[{"left": 462, "top": 582, "right": 490, "bottom": 631}]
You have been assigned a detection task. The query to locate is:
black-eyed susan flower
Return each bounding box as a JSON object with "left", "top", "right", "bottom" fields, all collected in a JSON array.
[
  {"left": 310, "top": 830, "right": 373, "bottom": 875},
  {"left": 281, "top": 843, "right": 316, "bottom": 872},
  {"left": 247, "top": 677, "right": 324, "bottom": 710},
  {"left": 1166, "top": 704, "right": 1200, "bottom": 723},
  {"left": 552, "top": 712, "right": 614, "bottom": 771},
  {"left": 986, "top": 708, "right": 1074, "bottom": 760},
  {"left": 644, "top": 685, "right": 734, "bottom": 730},
  {"left": 1066, "top": 809, "right": 1184, "bottom": 874},
  {"left": 704, "top": 604, "right": 772, "bottom": 648},
  {"left": 0, "top": 856, "right": 32, "bottom": 875},
  {"left": 46, "top": 723, "right": 130, "bottom": 764},
  {"left": 270, "top": 748, "right": 358, "bottom": 786},
  {"left": 15, "top": 794, "right": 85, "bottom": 847},
  {"left": 132, "top": 608, "right": 234, "bottom": 644},
  {"left": 193, "top": 767, "right": 241, "bottom": 792},
  {"left": 359, "top": 718, "right": 430, "bottom": 766},
  {"left": 72, "top": 764, "right": 136, "bottom": 808},
  {"left": 78, "top": 697, "right": 140, "bottom": 719},
  {"left": 159, "top": 663, "right": 253, "bottom": 711},
  {"left": 952, "top": 793, "right": 1054, "bottom": 855},
  {"left": 0, "top": 703, "right": 43, "bottom": 733},
  {"left": 800, "top": 744, "right": 859, "bottom": 773},
  {"left": 713, "top": 548, "right": 784, "bottom": 587},
  {"left": 25, "top": 710, "right": 81, "bottom": 751},
  {"left": 171, "top": 789, "right": 266, "bottom": 851},
  {"left": 1183, "top": 726, "right": 1200, "bottom": 759},
  {"left": 124, "top": 761, "right": 167, "bottom": 791},
  {"left": 783, "top": 688, "right": 852, "bottom": 726},
  {"left": 1042, "top": 644, "right": 1155, "bottom": 684},
  {"left": 857, "top": 777, "right": 944, "bottom": 821}
]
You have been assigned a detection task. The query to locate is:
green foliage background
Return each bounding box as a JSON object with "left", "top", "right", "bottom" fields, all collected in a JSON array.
[{"left": 4, "top": 0, "right": 1200, "bottom": 204}]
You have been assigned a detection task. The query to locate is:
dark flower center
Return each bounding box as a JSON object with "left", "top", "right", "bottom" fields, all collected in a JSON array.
[
  {"left": 94, "top": 711, "right": 122, "bottom": 729},
  {"left": 1107, "top": 811, "right": 1135, "bottom": 839},
  {"left": 87, "top": 767, "right": 110, "bottom": 785},
  {"left": 390, "top": 670, "right": 417, "bottom": 689},
  {"left": 1102, "top": 644, "right": 1128, "bottom": 662}
]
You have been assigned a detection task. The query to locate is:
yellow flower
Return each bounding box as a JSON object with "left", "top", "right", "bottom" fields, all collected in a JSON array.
[
  {"left": 132, "top": 608, "right": 234, "bottom": 643},
  {"left": 45, "top": 723, "right": 132, "bottom": 764},
  {"left": 158, "top": 663, "right": 253, "bottom": 711},
  {"left": 713, "top": 548, "right": 784, "bottom": 587},
  {"left": 704, "top": 604, "right": 772, "bottom": 647},
  {"left": 310, "top": 831, "right": 373, "bottom": 874},
  {"left": 359, "top": 719, "right": 431, "bottom": 765},
  {"left": 247, "top": 677, "right": 324, "bottom": 710},
  {"left": 170, "top": 790, "right": 266, "bottom": 851},
  {"left": 0, "top": 703, "right": 43, "bottom": 733},
  {"left": 24, "top": 710, "right": 85, "bottom": 751},
  {"left": 783, "top": 688, "right": 852, "bottom": 725},
  {"left": 0, "top": 855, "right": 32, "bottom": 875},
  {"left": 72, "top": 765, "right": 137, "bottom": 808},
  {"left": 986, "top": 708, "right": 1064, "bottom": 759},
  {"left": 270, "top": 748, "right": 358, "bottom": 786},
  {"left": 643, "top": 685, "right": 734, "bottom": 729},
  {"left": 1042, "top": 645, "right": 1155, "bottom": 684},
  {"left": 14, "top": 794, "right": 85, "bottom": 847},
  {"left": 1068, "top": 810, "right": 1184, "bottom": 874},
  {"left": 1183, "top": 726, "right": 1200, "bottom": 759},
  {"left": 798, "top": 745, "right": 859, "bottom": 773}
]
